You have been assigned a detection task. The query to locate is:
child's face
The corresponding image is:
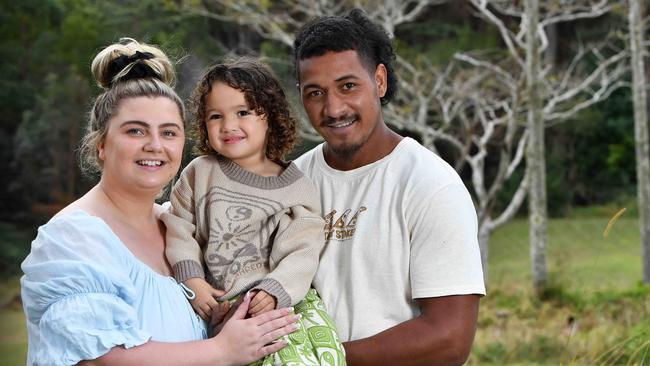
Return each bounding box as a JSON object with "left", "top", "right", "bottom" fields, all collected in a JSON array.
[{"left": 204, "top": 82, "right": 269, "bottom": 168}]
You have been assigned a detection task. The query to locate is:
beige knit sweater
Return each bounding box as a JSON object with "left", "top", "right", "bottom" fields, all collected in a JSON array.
[{"left": 162, "top": 155, "right": 325, "bottom": 308}]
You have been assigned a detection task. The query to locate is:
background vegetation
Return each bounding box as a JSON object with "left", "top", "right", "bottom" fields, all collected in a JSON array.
[{"left": 0, "top": 0, "right": 647, "bottom": 364}]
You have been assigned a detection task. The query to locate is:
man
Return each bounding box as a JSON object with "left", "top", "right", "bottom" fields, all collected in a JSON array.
[{"left": 292, "top": 9, "right": 486, "bottom": 366}]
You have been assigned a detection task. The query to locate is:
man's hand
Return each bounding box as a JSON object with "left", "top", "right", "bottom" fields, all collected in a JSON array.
[
  {"left": 249, "top": 290, "right": 278, "bottom": 317},
  {"left": 183, "top": 277, "right": 225, "bottom": 321}
]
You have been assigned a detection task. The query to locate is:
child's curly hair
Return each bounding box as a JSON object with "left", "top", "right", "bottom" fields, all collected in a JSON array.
[{"left": 190, "top": 58, "right": 298, "bottom": 161}]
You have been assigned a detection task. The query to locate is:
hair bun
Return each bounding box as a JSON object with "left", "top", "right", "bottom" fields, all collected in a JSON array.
[{"left": 91, "top": 37, "right": 176, "bottom": 89}]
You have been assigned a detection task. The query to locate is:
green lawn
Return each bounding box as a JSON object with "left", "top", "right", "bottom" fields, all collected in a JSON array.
[
  {"left": 0, "top": 277, "right": 27, "bottom": 366},
  {"left": 472, "top": 208, "right": 649, "bottom": 365},
  {"left": 489, "top": 216, "right": 642, "bottom": 292},
  {"left": 1, "top": 208, "right": 648, "bottom": 365}
]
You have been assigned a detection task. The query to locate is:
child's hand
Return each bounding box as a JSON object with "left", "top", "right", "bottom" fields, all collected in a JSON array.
[
  {"left": 249, "top": 290, "right": 277, "bottom": 317},
  {"left": 184, "top": 277, "right": 226, "bottom": 321}
]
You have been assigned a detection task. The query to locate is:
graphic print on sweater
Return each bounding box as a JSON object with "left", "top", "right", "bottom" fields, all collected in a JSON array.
[{"left": 195, "top": 186, "right": 283, "bottom": 291}]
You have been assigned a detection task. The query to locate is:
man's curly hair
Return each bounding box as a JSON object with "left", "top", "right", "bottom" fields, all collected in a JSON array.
[
  {"left": 292, "top": 8, "right": 397, "bottom": 106},
  {"left": 190, "top": 58, "right": 298, "bottom": 160}
]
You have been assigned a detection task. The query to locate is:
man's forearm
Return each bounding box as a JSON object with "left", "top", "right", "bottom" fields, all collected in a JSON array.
[{"left": 343, "top": 295, "right": 480, "bottom": 366}]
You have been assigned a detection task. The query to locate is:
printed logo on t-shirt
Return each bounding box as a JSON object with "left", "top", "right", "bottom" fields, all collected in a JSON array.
[{"left": 323, "top": 206, "right": 366, "bottom": 241}]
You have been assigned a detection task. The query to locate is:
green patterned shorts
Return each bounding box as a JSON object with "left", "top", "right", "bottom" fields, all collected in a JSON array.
[{"left": 250, "top": 288, "right": 346, "bottom": 366}]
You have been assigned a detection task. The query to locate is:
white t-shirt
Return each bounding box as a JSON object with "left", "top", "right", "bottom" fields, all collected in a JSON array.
[{"left": 294, "top": 137, "right": 485, "bottom": 342}]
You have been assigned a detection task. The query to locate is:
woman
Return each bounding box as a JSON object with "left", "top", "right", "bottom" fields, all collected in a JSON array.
[{"left": 20, "top": 38, "right": 298, "bottom": 366}]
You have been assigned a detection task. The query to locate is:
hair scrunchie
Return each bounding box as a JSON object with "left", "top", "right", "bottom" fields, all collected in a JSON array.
[{"left": 107, "top": 51, "right": 160, "bottom": 85}]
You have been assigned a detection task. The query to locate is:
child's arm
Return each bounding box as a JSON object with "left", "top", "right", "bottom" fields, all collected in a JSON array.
[
  {"left": 161, "top": 162, "right": 216, "bottom": 318},
  {"left": 253, "top": 181, "right": 326, "bottom": 309},
  {"left": 162, "top": 172, "right": 205, "bottom": 283},
  {"left": 184, "top": 277, "right": 227, "bottom": 321}
]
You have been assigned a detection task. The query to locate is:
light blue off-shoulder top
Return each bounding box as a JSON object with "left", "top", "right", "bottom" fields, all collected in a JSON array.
[{"left": 21, "top": 210, "right": 208, "bottom": 366}]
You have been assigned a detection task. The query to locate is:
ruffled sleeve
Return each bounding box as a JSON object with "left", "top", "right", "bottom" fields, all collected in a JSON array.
[{"left": 21, "top": 212, "right": 151, "bottom": 365}]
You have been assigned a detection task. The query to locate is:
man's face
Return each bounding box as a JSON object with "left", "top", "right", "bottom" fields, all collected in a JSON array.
[{"left": 298, "top": 50, "right": 387, "bottom": 159}]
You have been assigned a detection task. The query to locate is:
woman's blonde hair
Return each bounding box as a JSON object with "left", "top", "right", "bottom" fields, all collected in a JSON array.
[{"left": 79, "top": 38, "right": 185, "bottom": 175}]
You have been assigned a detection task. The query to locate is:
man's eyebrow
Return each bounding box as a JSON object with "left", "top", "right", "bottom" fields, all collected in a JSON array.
[
  {"left": 334, "top": 74, "right": 359, "bottom": 82},
  {"left": 302, "top": 74, "right": 359, "bottom": 90}
]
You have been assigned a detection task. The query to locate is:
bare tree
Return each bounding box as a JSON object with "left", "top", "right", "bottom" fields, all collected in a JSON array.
[
  {"left": 628, "top": 0, "right": 650, "bottom": 283},
  {"left": 524, "top": 0, "right": 548, "bottom": 293},
  {"left": 466, "top": 0, "right": 628, "bottom": 294},
  {"left": 184, "top": 0, "right": 627, "bottom": 286},
  {"left": 384, "top": 54, "right": 530, "bottom": 279},
  {"left": 184, "top": 0, "right": 537, "bottom": 279}
]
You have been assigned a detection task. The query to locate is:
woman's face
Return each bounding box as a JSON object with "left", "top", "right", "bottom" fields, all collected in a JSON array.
[{"left": 98, "top": 96, "right": 185, "bottom": 194}]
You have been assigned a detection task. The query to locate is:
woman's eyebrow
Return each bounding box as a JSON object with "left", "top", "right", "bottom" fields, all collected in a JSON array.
[
  {"left": 120, "top": 120, "right": 149, "bottom": 128},
  {"left": 120, "top": 121, "right": 182, "bottom": 129}
]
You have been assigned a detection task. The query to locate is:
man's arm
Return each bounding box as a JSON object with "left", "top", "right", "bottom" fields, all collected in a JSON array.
[{"left": 344, "top": 294, "right": 480, "bottom": 366}]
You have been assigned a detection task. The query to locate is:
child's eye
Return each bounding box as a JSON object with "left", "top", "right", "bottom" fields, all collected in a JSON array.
[
  {"left": 237, "top": 110, "right": 251, "bottom": 117},
  {"left": 162, "top": 130, "right": 177, "bottom": 137},
  {"left": 208, "top": 114, "right": 222, "bottom": 120},
  {"left": 127, "top": 128, "right": 145, "bottom": 136}
]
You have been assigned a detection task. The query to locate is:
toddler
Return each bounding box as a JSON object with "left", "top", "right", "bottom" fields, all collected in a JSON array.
[{"left": 162, "top": 58, "right": 345, "bottom": 366}]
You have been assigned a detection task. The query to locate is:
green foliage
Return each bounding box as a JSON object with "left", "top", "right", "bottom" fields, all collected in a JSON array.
[
  {"left": 0, "top": 224, "right": 33, "bottom": 278},
  {"left": 536, "top": 278, "right": 585, "bottom": 310},
  {"left": 396, "top": 21, "right": 500, "bottom": 65},
  {"left": 474, "top": 341, "right": 508, "bottom": 364},
  {"left": 0, "top": 0, "right": 226, "bottom": 223},
  {"left": 12, "top": 71, "right": 89, "bottom": 211},
  {"left": 546, "top": 148, "right": 573, "bottom": 217},
  {"left": 0, "top": 0, "right": 66, "bottom": 218},
  {"left": 616, "top": 318, "right": 650, "bottom": 365}
]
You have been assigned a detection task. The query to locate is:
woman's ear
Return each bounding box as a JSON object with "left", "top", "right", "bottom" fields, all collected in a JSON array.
[{"left": 97, "top": 141, "right": 106, "bottom": 161}]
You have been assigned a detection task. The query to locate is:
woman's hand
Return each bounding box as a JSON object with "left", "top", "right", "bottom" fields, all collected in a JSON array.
[{"left": 213, "top": 292, "right": 300, "bottom": 365}]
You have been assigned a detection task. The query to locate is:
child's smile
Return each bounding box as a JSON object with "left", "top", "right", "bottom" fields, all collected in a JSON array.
[{"left": 204, "top": 82, "right": 269, "bottom": 171}]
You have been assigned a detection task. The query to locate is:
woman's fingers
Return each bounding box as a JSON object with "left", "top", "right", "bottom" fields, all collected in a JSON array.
[
  {"left": 231, "top": 292, "right": 252, "bottom": 320},
  {"left": 258, "top": 339, "right": 288, "bottom": 358},
  {"left": 256, "top": 312, "right": 301, "bottom": 339},
  {"left": 260, "top": 321, "right": 300, "bottom": 345},
  {"left": 253, "top": 307, "right": 295, "bottom": 326}
]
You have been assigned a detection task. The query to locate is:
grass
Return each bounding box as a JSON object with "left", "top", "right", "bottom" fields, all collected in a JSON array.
[
  {"left": 488, "top": 215, "right": 641, "bottom": 292},
  {"left": 470, "top": 204, "right": 649, "bottom": 365},
  {"left": 0, "top": 277, "right": 27, "bottom": 366},
  {"left": 0, "top": 206, "right": 648, "bottom": 365}
]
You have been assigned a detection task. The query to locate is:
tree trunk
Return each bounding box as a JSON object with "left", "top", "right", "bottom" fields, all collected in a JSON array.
[
  {"left": 544, "top": 22, "right": 558, "bottom": 66},
  {"left": 478, "top": 222, "right": 492, "bottom": 284},
  {"left": 525, "top": 0, "right": 548, "bottom": 295},
  {"left": 629, "top": 0, "right": 650, "bottom": 283}
]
